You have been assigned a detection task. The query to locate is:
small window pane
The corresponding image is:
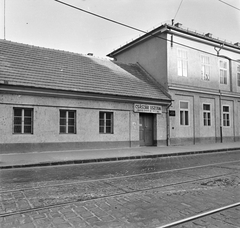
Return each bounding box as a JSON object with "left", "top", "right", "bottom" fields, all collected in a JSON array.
[
  {"left": 68, "top": 118, "right": 75, "bottom": 126},
  {"left": 68, "top": 111, "right": 74, "bottom": 118},
  {"left": 203, "top": 104, "right": 210, "bottom": 111},
  {"left": 180, "top": 111, "right": 184, "bottom": 125},
  {"left": 106, "top": 127, "right": 112, "bottom": 133},
  {"left": 14, "top": 117, "right": 22, "bottom": 124},
  {"left": 60, "top": 111, "right": 66, "bottom": 118},
  {"left": 223, "top": 106, "right": 229, "bottom": 112},
  {"left": 68, "top": 126, "right": 75, "bottom": 133},
  {"left": 60, "top": 126, "right": 66, "bottom": 133},
  {"left": 24, "top": 117, "right": 32, "bottom": 125},
  {"left": 180, "top": 102, "right": 188, "bottom": 109},
  {"left": 99, "top": 126, "right": 104, "bottom": 133},
  {"left": 60, "top": 119, "right": 66, "bottom": 125},
  {"left": 99, "top": 112, "right": 104, "bottom": 119},
  {"left": 14, "top": 109, "right": 22, "bottom": 116},
  {"left": 24, "top": 126, "right": 32, "bottom": 133},
  {"left": 185, "top": 111, "right": 189, "bottom": 125},
  {"left": 14, "top": 126, "right": 21, "bottom": 133},
  {"left": 106, "top": 120, "right": 112, "bottom": 127},
  {"left": 24, "top": 109, "right": 32, "bottom": 117}
]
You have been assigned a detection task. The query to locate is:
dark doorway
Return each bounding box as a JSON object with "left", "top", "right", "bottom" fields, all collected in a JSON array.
[{"left": 139, "top": 113, "right": 154, "bottom": 146}]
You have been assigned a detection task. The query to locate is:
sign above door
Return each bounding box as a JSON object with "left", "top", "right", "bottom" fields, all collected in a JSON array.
[{"left": 134, "top": 104, "right": 162, "bottom": 114}]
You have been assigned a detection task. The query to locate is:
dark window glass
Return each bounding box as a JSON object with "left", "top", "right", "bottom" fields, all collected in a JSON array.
[
  {"left": 59, "top": 110, "right": 76, "bottom": 134},
  {"left": 13, "top": 108, "right": 33, "bottom": 134},
  {"left": 99, "top": 112, "right": 113, "bottom": 134}
]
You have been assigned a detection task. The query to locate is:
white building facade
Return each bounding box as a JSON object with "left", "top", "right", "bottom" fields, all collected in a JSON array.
[{"left": 108, "top": 23, "right": 240, "bottom": 145}]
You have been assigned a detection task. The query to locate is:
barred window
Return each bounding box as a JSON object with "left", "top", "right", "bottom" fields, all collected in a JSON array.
[
  {"left": 203, "top": 104, "right": 211, "bottom": 126},
  {"left": 13, "top": 108, "right": 33, "bottom": 134},
  {"left": 60, "top": 110, "right": 76, "bottom": 134},
  {"left": 99, "top": 112, "right": 113, "bottom": 134}
]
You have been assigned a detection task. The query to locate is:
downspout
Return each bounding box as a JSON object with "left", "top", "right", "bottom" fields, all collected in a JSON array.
[
  {"left": 166, "top": 102, "right": 172, "bottom": 146},
  {"left": 129, "top": 111, "right": 132, "bottom": 147},
  {"left": 219, "top": 90, "right": 223, "bottom": 143}
]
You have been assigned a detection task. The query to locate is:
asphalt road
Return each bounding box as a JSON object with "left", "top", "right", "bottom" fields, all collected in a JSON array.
[{"left": 0, "top": 151, "right": 240, "bottom": 228}]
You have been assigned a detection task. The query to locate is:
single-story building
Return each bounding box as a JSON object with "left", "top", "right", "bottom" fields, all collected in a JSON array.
[{"left": 0, "top": 39, "right": 171, "bottom": 154}]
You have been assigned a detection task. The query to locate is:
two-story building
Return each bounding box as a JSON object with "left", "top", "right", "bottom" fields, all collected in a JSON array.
[
  {"left": 108, "top": 23, "right": 240, "bottom": 145},
  {"left": 0, "top": 39, "right": 171, "bottom": 154}
]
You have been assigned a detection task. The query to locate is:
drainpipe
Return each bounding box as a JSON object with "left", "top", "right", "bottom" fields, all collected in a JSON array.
[
  {"left": 219, "top": 90, "right": 223, "bottom": 143},
  {"left": 166, "top": 102, "right": 172, "bottom": 146}
]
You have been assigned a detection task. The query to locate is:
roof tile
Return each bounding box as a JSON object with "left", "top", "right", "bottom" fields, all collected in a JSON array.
[{"left": 0, "top": 39, "right": 170, "bottom": 101}]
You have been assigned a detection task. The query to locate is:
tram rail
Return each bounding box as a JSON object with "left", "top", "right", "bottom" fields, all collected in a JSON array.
[
  {"left": 0, "top": 159, "right": 239, "bottom": 219},
  {"left": 157, "top": 202, "right": 240, "bottom": 228}
]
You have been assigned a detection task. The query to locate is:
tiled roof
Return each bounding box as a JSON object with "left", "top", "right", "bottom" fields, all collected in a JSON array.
[{"left": 0, "top": 39, "right": 171, "bottom": 101}]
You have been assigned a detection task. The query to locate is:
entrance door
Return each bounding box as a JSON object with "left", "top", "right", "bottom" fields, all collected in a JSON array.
[{"left": 139, "top": 113, "right": 154, "bottom": 146}]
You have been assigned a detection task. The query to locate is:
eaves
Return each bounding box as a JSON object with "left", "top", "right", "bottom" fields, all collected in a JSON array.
[{"left": 0, "top": 84, "right": 171, "bottom": 106}]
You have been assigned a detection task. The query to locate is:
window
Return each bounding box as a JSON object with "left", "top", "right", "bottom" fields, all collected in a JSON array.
[
  {"left": 177, "top": 49, "right": 188, "bottom": 77},
  {"left": 60, "top": 110, "right": 76, "bottom": 134},
  {"left": 201, "top": 56, "right": 210, "bottom": 81},
  {"left": 219, "top": 60, "right": 227, "bottom": 84},
  {"left": 203, "top": 104, "right": 211, "bottom": 126},
  {"left": 222, "top": 106, "right": 230, "bottom": 127},
  {"left": 237, "top": 65, "right": 240, "bottom": 87},
  {"left": 99, "top": 112, "right": 113, "bottom": 134},
  {"left": 180, "top": 101, "right": 189, "bottom": 126},
  {"left": 13, "top": 108, "right": 33, "bottom": 134}
]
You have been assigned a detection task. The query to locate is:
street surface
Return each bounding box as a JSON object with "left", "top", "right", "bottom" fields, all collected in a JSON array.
[{"left": 0, "top": 151, "right": 240, "bottom": 228}]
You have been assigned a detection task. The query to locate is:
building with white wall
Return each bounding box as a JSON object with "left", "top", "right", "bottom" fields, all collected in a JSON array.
[
  {"left": 108, "top": 23, "right": 240, "bottom": 145},
  {"left": 0, "top": 39, "right": 171, "bottom": 154}
]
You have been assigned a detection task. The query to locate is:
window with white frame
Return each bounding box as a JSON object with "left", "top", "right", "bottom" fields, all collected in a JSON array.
[
  {"left": 99, "top": 112, "right": 113, "bottom": 134},
  {"left": 203, "top": 104, "right": 211, "bottom": 126},
  {"left": 237, "top": 65, "right": 240, "bottom": 87},
  {"left": 201, "top": 56, "right": 210, "bottom": 81},
  {"left": 177, "top": 49, "right": 188, "bottom": 77},
  {"left": 13, "top": 108, "right": 33, "bottom": 134},
  {"left": 60, "top": 110, "right": 76, "bottom": 134},
  {"left": 222, "top": 106, "right": 230, "bottom": 127},
  {"left": 219, "top": 60, "right": 228, "bottom": 84},
  {"left": 180, "top": 101, "right": 189, "bottom": 126}
]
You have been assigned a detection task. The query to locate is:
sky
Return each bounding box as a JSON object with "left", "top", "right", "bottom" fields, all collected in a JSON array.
[{"left": 0, "top": 0, "right": 239, "bottom": 58}]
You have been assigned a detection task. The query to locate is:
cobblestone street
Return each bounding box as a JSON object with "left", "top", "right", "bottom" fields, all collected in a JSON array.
[{"left": 0, "top": 151, "right": 240, "bottom": 227}]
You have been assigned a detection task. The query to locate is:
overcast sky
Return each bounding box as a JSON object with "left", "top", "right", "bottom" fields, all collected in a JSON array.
[{"left": 0, "top": 0, "right": 239, "bottom": 58}]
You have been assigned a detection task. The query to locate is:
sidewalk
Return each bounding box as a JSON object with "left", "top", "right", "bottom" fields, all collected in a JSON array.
[{"left": 1, "top": 142, "right": 240, "bottom": 169}]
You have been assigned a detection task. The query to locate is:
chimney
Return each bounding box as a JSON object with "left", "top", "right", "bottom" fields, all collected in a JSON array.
[
  {"left": 234, "top": 42, "right": 240, "bottom": 47},
  {"left": 205, "top": 33, "right": 212, "bottom": 38},
  {"left": 174, "top": 23, "right": 182, "bottom": 28}
]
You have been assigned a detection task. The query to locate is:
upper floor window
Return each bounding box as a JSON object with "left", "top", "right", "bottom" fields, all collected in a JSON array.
[
  {"left": 203, "top": 104, "right": 211, "bottom": 126},
  {"left": 222, "top": 106, "right": 230, "bottom": 127},
  {"left": 177, "top": 49, "right": 188, "bottom": 77},
  {"left": 60, "top": 110, "right": 76, "bottom": 134},
  {"left": 99, "top": 112, "right": 113, "bottom": 134},
  {"left": 13, "top": 108, "right": 33, "bottom": 134},
  {"left": 219, "top": 60, "right": 228, "bottom": 84},
  {"left": 237, "top": 65, "right": 240, "bottom": 87},
  {"left": 201, "top": 56, "right": 210, "bottom": 81},
  {"left": 180, "top": 101, "right": 189, "bottom": 126}
]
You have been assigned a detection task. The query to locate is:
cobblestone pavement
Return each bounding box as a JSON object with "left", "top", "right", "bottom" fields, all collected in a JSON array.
[
  {"left": 173, "top": 205, "right": 240, "bottom": 228},
  {"left": 0, "top": 151, "right": 240, "bottom": 227}
]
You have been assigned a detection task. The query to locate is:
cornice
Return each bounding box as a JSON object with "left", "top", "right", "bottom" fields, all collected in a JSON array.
[
  {"left": 0, "top": 85, "right": 171, "bottom": 106},
  {"left": 169, "top": 85, "right": 240, "bottom": 98}
]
